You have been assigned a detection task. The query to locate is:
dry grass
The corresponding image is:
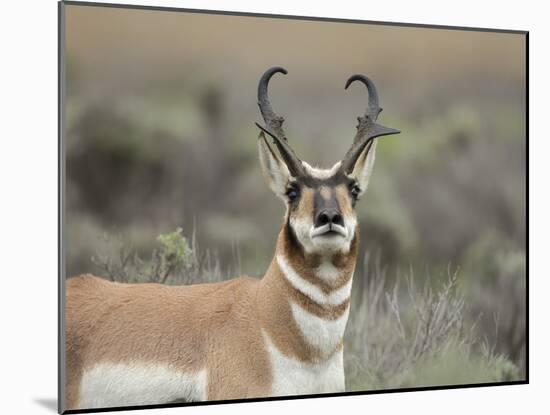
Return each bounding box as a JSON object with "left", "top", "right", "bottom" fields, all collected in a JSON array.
[
  {"left": 345, "top": 255, "right": 520, "bottom": 390},
  {"left": 91, "top": 228, "right": 230, "bottom": 285}
]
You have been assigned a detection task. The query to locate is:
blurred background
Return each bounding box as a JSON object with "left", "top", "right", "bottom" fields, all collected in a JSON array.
[{"left": 64, "top": 4, "right": 526, "bottom": 391}]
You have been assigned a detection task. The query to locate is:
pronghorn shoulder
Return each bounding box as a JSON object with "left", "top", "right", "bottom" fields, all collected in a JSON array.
[
  {"left": 66, "top": 274, "right": 119, "bottom": 304},
  {"left": 67, "top": 274, "right": 258, "bottom": 291},
  {"left": 67, "top": 274, "right": 108, "bottom": 290},
  {"left": 66, "top": 274, "right": 261, "bottom": 316},
  {"left": 202, "top": 276, "right": 259, "bottom": 295}
]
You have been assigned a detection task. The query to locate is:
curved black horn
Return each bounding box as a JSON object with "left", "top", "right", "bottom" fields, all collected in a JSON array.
[
  {"left": 345, "top": 74, "right": 381, "bottom": 128},
  {"left": 340, "top": 74, "right": 401, "bottom": 174},
  {"left": 256, "top": 67, "right": 305, "bottom": 178},
  {"left": 258, "top": 66, "right": 288, "bottom": 140}
]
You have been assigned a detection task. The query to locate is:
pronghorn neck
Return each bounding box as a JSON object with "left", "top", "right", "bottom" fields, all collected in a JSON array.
[
  {"left": 277, "top": 221, "right": 359, "bottom": 289},
  {"left": 257, "top": 222, "right": 358, "bottom": 363}
]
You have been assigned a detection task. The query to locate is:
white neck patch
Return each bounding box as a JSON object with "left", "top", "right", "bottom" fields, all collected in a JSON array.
[
  {"left": 276, "top": 255, "right": 352, "bottom": 307},
  {"left": 316, "top": 259, "right": 342, "bottom": 283}
]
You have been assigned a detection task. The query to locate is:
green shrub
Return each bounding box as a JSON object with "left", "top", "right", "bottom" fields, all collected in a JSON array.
[{"left": 91, "top": 228, "right": 226, "bottom": 285}]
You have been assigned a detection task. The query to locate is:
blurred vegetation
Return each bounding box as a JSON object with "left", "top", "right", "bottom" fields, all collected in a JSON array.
[
  {"left": 91, "top": 228, "right": 236, "bottom": 285},
  {"left": 345, "top": 255, "right": 520, "bottom": 390},
  {"left": 64, "top": 4, "right": 526, "bottom": 389}
]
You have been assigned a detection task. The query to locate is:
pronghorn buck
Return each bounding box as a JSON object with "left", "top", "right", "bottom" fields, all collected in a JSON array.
[{"left": 65, "top": 67, "right": 400, "bottom": 410}]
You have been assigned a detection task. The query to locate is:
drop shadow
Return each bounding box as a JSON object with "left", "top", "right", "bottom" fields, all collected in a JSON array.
[{"left": 34, "top": 398, "right": 57, "bottom": 413}]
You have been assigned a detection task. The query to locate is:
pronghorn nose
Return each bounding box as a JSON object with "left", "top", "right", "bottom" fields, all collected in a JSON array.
[{"left": 315, "top": 209, "right": 344, "bottom": 228}]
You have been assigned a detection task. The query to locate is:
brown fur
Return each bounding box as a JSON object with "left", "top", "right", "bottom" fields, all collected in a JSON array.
[
  {"left": 335, "top": 185, "right": 354, "bottom": 217},
  {"left": 66, "top": 275, "right": 273, "bottom": 407},
  {"left": 295, "top": 186, "right": 314, "bottom": 221}
]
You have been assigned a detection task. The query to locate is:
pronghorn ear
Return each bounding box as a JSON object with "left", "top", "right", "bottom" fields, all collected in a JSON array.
[
  {"left": 258, "top": 132, "right": 292, "bottom": 200},
  {"left": 348, "top": 140, "right": 377, "bottom": 196}
]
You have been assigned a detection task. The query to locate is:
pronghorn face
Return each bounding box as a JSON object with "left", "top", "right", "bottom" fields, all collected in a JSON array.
[
  {"left": 256, "top": 67, "right": 400, "bottom": 255},
  {"left": 258, "top": 139, "right": 377, "bottom": 255}
]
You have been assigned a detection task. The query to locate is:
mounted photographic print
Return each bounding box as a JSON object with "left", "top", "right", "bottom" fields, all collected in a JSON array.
[{"left": 58, "top": 1, "right": 528, "bottom": 413}]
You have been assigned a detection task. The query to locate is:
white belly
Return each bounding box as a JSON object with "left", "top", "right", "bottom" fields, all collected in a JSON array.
[
  {"left": 78, "top": 362, "right": 207, "bottom": 409},
  {"left": 263, "top": 332, "right": 346, "bottom": 396}
]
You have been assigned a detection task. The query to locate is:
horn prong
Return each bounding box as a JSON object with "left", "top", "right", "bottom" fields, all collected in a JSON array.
[
  {"left": 341, "top": 74, "right": 400, "bottom": 174},
  {"left": 254, "top": 122, "right": 305, "bottom": 178}
]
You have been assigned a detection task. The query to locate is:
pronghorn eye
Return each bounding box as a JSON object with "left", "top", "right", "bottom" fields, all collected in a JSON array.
[
  {"left": 350, "top": 183, "right": 361, "bottom": 200},
  {"left": 285, "top": 186, "right": 299, "bottom": 202}
]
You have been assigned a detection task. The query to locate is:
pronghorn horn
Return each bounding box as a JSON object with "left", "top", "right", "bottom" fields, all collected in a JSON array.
[
  {"left": 257, "top": 67, "right": 306, "bottom": 178},
  {"left": 255, "top": 123, "right": 306, "bottom": 178},
  {"left": 258, "top": 66, "right": 288, "bottom": 141},
  {"left": 340, "top": 74, "right": 401, "bottom": 174}
]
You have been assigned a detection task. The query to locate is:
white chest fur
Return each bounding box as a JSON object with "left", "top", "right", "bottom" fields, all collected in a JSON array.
[
  {"left": 290, "top": 301, "right": 350, "bottom": 358},
  {"left": 269, "top": 254, "right": 351, "bottom": 396},
  {"left": 262, "top": 331, "right": 346, "bottom": 396}
]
